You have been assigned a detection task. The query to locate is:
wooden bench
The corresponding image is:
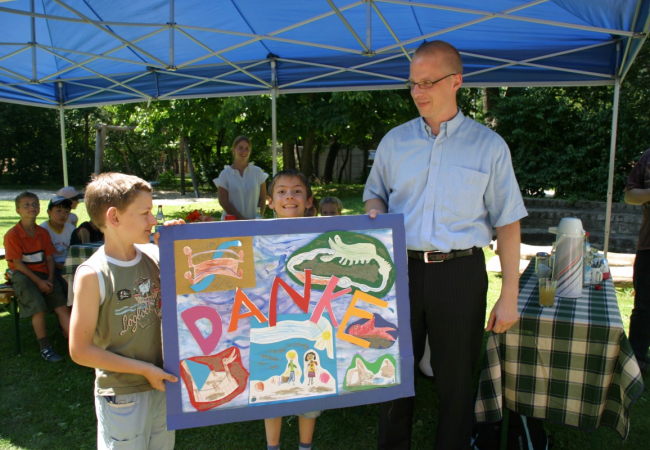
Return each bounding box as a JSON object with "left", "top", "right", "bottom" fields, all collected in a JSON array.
[{"left": 0, "top": 284, "right": 20, "bottom": 355}]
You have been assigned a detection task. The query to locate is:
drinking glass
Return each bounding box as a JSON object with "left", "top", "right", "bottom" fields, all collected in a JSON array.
[
  {"left": 538, "top": 278, "right": 557, "bottom": 307},
  {"left": 535, "top": 253, "right": 552, "bottom": 278}
]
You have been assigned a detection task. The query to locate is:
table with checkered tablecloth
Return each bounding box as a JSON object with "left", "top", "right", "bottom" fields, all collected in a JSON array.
[
  {"left": 474, "top": 258, "right": 644, "bottom": 439},
  {"left": 62, "top": 242, "right": 103, "bottom": 305}
]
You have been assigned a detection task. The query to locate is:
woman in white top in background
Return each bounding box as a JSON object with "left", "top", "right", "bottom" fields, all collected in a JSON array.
[{"left": 213, "top": 135, "right": 268, "bottom": 220}]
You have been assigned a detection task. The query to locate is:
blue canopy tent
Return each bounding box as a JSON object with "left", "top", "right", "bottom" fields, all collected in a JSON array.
[{"left": 1, "top": 0, "right": 649, "bottom": 252}]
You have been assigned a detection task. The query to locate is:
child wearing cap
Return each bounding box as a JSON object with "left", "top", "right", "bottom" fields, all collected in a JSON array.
[
  {"left": 56, "top": 186, "right": 84, "bottom": 227},
  {"left": 40, "top": 196, "right": 76, "bottom": 295},
  {"left": 3, "top": 192, "right": 71, "bottom": 362}
]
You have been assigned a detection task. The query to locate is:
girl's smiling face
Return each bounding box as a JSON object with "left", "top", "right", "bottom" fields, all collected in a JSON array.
[
  {"left": 232, "top": 140, "right": 251, "bottom": 163},
  {"left": 268, "top": 176, "right": 313, "bottom": 218}
]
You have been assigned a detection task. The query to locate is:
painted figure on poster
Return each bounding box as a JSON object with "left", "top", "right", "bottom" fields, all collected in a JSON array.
[
  {"left": 287, "top": 351, "right": 300, "bottom": 386},
  {"left": 305, "top": 351, "right": 318, "bottom": 386}
]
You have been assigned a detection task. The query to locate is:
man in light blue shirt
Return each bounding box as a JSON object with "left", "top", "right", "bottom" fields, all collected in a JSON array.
[{"left": 364, "top": 40, "right": 527, "bottom": 450}]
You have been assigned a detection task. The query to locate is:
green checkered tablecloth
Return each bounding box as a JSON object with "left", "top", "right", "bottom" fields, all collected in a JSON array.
[
  {"left": 475, "top": 259, "right": 644, "bottom": 439},
  {"left": 62, "top": 242, "right": 103, "bottom": 305}
]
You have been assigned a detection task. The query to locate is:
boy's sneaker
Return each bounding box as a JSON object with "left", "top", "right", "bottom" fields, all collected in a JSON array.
[{"left": 40, "top": 347, "right": 63, "bottom": 363}]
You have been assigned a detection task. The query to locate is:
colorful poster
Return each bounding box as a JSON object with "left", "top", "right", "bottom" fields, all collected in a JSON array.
[{"left": 160, "top": 214, "right": 413, "bottom": 430}]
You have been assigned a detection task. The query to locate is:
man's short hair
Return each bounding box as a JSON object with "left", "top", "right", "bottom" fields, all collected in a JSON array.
[
  {"left": 414, "top": 40, "right": 463, "bottom": 75},
  {"left": 15, "top": 191, "right": 39, "bottom": 209},
  {"left": 268, "top": 169, "right": 313, "bottom": 200},
  {"left": 321, "top": 196, "right": 343, "bottom": 214},
  {"left": 85, "top": 173, "right": 152, "bottom": 230}
]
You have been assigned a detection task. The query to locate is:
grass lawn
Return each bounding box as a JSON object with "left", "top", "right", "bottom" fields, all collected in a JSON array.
[{"left": 0, "top": 185, "right": 648, "bottom": 449}]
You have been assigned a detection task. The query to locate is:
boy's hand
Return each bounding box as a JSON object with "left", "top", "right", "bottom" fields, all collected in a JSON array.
[
  {"left": 153, "top": 219, "right": 186, "bottom": 246},
  {"left": 143, "top": 364, "right": 178, "bottom": 392},
  {"left": 36, "top": 278, "right": 54, "bottom": 294}
]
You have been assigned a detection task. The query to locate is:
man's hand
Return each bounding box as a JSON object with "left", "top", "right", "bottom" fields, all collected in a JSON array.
[
  {"left": 142, "top": 364, "right": 178, "bottom": 392},
  {"left": 367, "top": 209, "right": 381, "bottom": 219},
  {"left": 487, "top": 221, "right": 522, "bottom": 333},
  {"left": 365, "top": 198, "right": 387, "bottom": 219},
  {"left": 153, "top": 219, "right": 186, "bottom": 246},
  {"left": 486, "top": 295, "right": 518, "bottom": 333}
]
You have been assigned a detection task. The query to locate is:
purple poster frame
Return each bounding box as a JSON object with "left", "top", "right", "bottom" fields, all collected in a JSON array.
[{"left": 159, "top": 214, "right": 413, "bottom": 430}]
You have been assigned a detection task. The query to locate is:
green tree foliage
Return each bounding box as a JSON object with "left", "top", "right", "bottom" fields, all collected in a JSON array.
[
  {"left": 0, "top": 104, "right": 61, "bottom": 184},
  {"left": 488, "top": 43, "right": 650, "bottom": 201},
  {"left": 64, "top": 108, "right": 106, "bottom": 183},
  {"left": 101, "top": 97, "right": 274, "bottom": 186}
]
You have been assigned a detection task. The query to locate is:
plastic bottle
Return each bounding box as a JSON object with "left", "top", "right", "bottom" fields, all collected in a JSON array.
[
  {"left": 583, "top": 231, "right": 592, "bottom": 286},
  {"left": 156, "top": 205, "right": 165, "bottom": 232}
]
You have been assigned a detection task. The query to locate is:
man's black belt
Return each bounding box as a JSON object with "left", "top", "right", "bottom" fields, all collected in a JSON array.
[{"left": 407, "top": 247, "right": 480, "bottom": 263}]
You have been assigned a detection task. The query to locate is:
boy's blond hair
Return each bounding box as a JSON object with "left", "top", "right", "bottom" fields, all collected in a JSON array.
[
  {"left": 15, "top": 191, "right": 39, "bottom": 209},
  {"left": 85, "top": 173, "right": 152, "bottom": 230},
  {"left": 320, "top": 196, "right": 343, "bottom": 214}
]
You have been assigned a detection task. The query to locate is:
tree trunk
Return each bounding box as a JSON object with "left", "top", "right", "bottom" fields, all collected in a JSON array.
[
  {"left": 313, "top": 143, "right": 321, "bottom": 180},
  {"left": 301, "top": 130, "right": 315, "bottom": 179},
  {"left": 216, "top": 130, "right": 226, "bottom": 158},
  {"left": 482, "top": 88, "right": 500, "bottom": 128},
  {"left": 361, "top": 147, "right": 369, "bottom": 180},
  {"left": 121, "top": 137, "right": 134, "bottom": 175},
  {"left": 338, "top": 148, "right": 351, "bottom": 183},
  {"left": 180, "top": 136, "right": 186, "bottom": 195},
  {"left": 282, "top": 139, "right": 295, "bottom": 170},
  {"left": 323, "top": 140, "right": 340, "bottom": 183}
]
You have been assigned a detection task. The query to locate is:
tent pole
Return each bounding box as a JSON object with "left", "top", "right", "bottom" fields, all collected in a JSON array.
[
  {"left": 603, "top": 77, "right": 621, "bottom": 257},
  {"left": 271, "top": 59, "right": 278, "bottom": 176},
  {"left": 58, "top": 82, "right": 68, "bottom": 186},
  {"left": 59, "top": 106, "right": 69, "bottom": 186},
  {"left": 94, "top": 128, "right": 101, "bottom": 174}
]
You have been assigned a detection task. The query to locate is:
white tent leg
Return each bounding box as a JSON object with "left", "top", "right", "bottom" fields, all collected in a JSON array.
[
  {"left": 271, "top": 59, "right": 278, "bottom": 176},
  {"left": 58, "top": 82, "right": 69, "bottom": 186},
  {"left": 603, "top": 77, "right": 620, "bottom": 257},
  {"left": 59, "top": 106, "right": 69, "bottom": 186}
]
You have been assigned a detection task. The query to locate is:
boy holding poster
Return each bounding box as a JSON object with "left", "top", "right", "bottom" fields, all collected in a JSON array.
[
  {"left": 69, "top": 173, "right": 178, "bottom": 450},
  {"left": 265, "top": 168, "right": 319, "bottom": 450}
]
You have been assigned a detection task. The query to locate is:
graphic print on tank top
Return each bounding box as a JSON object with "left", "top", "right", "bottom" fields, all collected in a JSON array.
[{"left": 117, "top": 276, "right": 162, "bottom": 335}]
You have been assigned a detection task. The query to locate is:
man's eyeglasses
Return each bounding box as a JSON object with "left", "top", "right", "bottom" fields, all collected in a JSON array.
[
  {"left": 20, "top": 202, "right": 40, "bottom": 209},
  {"left": 405, "top": 73, "right": 457, "bottom": 90}
]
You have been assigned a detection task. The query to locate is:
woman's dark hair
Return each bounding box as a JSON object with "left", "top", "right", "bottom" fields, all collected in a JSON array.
[{"left": 304, "top": 351, "right": 317, "bottom": 362}]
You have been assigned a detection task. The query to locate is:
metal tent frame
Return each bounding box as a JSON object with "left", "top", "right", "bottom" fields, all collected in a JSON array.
[{"left": 1, "top": 0, "right": 649, "bottom": 253}]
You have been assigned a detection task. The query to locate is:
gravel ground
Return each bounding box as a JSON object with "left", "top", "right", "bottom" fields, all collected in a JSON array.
[{"left": 0, "top": 189, "right": 217, "bottom": 205}]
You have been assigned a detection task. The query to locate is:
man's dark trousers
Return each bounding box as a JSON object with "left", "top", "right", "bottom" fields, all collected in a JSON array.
[
  {"left": 378, "top": 250, "right": 488, "bottom": 450},
  {"left": 630, "top": 249, "right": 650, "bottom": 369}
]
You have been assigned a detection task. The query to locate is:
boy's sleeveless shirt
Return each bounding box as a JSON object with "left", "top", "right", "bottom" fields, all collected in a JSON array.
[{"left": 78, "top": 244, "right": 164, "bottom": 395}]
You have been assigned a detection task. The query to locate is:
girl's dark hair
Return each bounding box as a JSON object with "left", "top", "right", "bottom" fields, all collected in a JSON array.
[
  {"left": 268, "top": 169, "right": 312, "bottom": 199},
  {"left": 304, "top": 351, "right": 317, "bottom": 362}
]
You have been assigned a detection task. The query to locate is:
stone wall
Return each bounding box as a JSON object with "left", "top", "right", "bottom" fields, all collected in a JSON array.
[{"left": 521, "top": 198, "right": 643, "bottom": 254}]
